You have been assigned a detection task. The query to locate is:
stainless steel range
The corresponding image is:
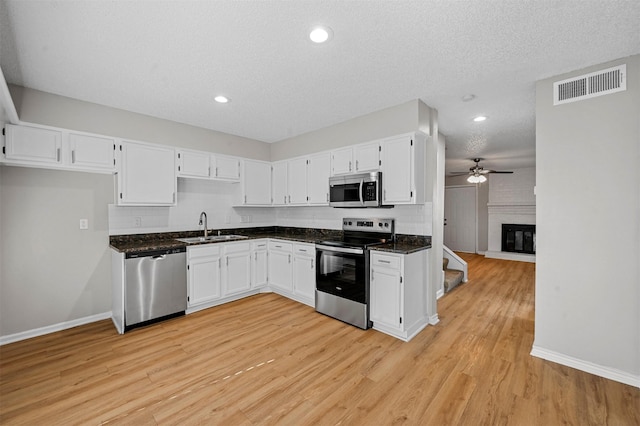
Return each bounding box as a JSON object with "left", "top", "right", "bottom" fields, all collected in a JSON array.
[{"left": 315, "top": 218, "right": 395, "bottom": 329}]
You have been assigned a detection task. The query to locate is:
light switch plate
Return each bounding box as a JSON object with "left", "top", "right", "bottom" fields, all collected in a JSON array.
[{"left": 79, "top": 219, "right": 89, "bottom": 230}]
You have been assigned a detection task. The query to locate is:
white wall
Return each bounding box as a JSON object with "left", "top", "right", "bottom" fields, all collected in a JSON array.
[
  {"left": 109, "top": 179, "right": 275, "bottom": 235},
  {"left": 533, "top": 55, "right": 640, "bottom": 387},
  {"left": 0, "top": 166, "right": 113, "bottom": 336},
  {"left": 486, "top": 167, "right": 536, "bottom": 254}
]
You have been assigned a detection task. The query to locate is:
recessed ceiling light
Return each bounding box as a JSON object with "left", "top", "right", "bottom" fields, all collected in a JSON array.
[
  {"left": 214, "top": 96, "right": 229, "bottom": 104},
  {"left": 473, "top": 115, "right": 487, "bottom": 122},
  {"left": 309, "top": 26, "right": 332, "bottom": 43}
]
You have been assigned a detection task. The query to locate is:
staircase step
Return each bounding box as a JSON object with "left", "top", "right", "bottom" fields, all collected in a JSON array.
[{"left": 444, "top": 269, "right": 464, "bottom": 292}]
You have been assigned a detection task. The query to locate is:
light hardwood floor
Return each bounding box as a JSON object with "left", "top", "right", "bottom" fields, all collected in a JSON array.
[{"left": 1, "top": 254, "right": 638, "bottom": 425}]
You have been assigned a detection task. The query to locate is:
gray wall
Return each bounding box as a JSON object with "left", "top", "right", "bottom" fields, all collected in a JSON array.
[
  {"left": 9, "top": 85, "right": 271, "bottom": 160},
  {"left": 534, "top": 55, "right": 639, "bottom": 382},
  {"left": 0, "top": 166, "right": 113, "bottom": 336},
  {"left": 270, "top": 99, "right": 431, "bottom": 160}
]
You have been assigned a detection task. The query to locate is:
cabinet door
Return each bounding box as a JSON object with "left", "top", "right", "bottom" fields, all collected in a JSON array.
[
  {"left": 188, "top": 254, "right": 222, "bottom": 306},
  {"left": 4, "top": 124, "right": 62, "bottom": 165},
  {"left": 252, "top": 249, "right": 268, "bottom": 288},
  {"left": 68, "top": 133, "right": 116, "bottom": 171},
  {"left": 272, "top": 161, "right": 288, "bottom": 205},
  {"left": 243, "top": 160, "right": 272, "bottom": 205},
  {"left": 223, "top": 246, "right": 252, "bottom": 296},
  {"left": 293, "top": 245, "right": 315, "bottom": 302},
  {"left": 268, "top": 241, "right": 293, "bottom": 292},
  {"left": 118, "top": 141, "right": 176, "bottom": 205},
  {"left": 331, "top": 147, "right": 353, "bottom": 175},
  {"left": 380, "top": 135, "right": 413, "bottom": 204},
  {"left": 287, "top": 157, "right": 308, "bottom": 205},
  {"left": 307, "top": 152, "right": 330, "bottom": 205},
  {"left": 212, "top": 155, "right": 241, "bottom": 181},
  {"left": 177, "top": 150, "right": 210, "bottom": 178},
  {"left": 370, "top": 264, "right": 402, "bottom": 329},
  {"left": 354, "top": 142, "right": 380, "bottom": 172}
]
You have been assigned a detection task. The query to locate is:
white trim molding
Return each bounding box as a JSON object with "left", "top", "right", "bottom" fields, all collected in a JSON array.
[
  {"left": 0, "top": 312, "right": 112, "bottom": 346},
  {"left": 531, "top": 345, "right": 640, "bottom": 389},
  {"left": 485, "top": 251, "right": 536, "bottom": 263}
]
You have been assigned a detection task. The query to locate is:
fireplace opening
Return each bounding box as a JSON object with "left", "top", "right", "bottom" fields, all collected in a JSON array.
[{"left": 502, "top": 224, "right": 536, "bottom": 254}]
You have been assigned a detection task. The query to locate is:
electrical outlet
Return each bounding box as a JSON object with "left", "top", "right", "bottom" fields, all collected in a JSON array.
[
  {"left": 134, "top": 217, "right": 142, "bottom": 227},
  {"left": 79, "top": 219, "right": 89, "bottom": 230}
]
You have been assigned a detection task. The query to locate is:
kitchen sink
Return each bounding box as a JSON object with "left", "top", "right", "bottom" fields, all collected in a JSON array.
[{"left": 176, "top": 235, "right": 248, "bottom": 244}]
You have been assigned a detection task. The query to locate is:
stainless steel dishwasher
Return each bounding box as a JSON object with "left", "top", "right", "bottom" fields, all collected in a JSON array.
[{"left": 124, "top": 247, "right": 187, "bottom": 331}]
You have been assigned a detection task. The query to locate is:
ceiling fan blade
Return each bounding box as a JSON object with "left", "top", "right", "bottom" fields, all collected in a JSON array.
[
  {"left": 448, "top": 172, "right": 471, "bottom": 176},
  {"left": 486, "top": 170, "right": 514, "bottom": 174}
]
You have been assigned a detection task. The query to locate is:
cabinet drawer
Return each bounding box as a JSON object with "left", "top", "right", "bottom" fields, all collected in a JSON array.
[
  {"left": 224, "top": 241, "right": 251, "bottom": 254},
  {"left": 269, "top": 240, "right": 292, "bottom": 252},
  {"left": 371, "top": 253, "right": 401, "bottom": 269},
  {"left": 252, "top": 240, "right": 268, "bottom": 250},
  {"left": 293, "top": 243, "right": 315, "bottom": 256},
  {"left": 188, "top": 244, "right": 221, "bottom": 259}
]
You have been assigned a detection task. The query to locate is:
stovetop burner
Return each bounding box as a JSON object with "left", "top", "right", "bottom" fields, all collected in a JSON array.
[{"left": 317, "top": 218, "right": 395, "bottom": 248}]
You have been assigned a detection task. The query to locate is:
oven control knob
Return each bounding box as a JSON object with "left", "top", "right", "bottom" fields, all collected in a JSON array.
[{"left": 385, "top": 223, "right": 389, "bottom": 227}]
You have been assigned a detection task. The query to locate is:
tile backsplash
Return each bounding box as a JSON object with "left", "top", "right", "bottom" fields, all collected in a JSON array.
[{"left": 109, "top": 178, "right": 432, "bottom": 236}]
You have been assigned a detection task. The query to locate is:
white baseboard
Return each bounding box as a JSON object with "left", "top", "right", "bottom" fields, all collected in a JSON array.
[
  {"left": 429, "top": 313, "right": 440, "bottom": 325},
  {"left": 485, "top": 251, "right": 536, "bottom": 263},
  {"left": 531, "top": 345, "right": 640, "bottom": 389},
  {"left": 436, "top": 288, "right": 444, "bottom": 299},
  {"left": 0, "top": 312, "right": 112, "bottom": 346}
]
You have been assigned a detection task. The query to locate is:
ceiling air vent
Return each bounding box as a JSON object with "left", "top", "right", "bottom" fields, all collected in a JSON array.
[{"left": 553, "top": 64, "right": 626, "bottom": 105}]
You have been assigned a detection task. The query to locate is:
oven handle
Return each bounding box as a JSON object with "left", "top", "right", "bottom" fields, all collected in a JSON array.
[
  {"left": 359, "top": 179, "right": 364, "bottom": 205},
  {"left": 316, "top": 244, "right": 364, "bottom": 255}
]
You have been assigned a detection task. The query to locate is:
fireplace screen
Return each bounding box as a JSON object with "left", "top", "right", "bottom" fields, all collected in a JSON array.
[{"left": 502, "top": 224, "right": 536, "bottom": 254}]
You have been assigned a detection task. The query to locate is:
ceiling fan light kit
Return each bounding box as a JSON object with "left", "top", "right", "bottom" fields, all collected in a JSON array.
[{"left": 467, "top": 174, "right": 487, "bottom": 183}]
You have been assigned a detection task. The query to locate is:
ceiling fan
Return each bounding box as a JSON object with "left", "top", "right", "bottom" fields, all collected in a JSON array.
[{"left": 449, "top": 158, "right": 513, "bottom": 183}]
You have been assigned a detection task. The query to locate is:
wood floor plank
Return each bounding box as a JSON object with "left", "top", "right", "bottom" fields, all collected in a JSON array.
[{"left": 1, "top": 254, "right": 638, "bottom": 425}]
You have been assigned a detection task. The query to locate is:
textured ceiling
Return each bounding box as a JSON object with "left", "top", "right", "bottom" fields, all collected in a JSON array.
[{"left": 1, "top": 1, "right": 639, "bottom": 173}]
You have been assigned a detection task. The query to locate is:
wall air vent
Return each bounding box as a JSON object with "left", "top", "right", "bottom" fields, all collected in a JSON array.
[{"left": 553, "top": 64, "right": 626, "bottom": 105}]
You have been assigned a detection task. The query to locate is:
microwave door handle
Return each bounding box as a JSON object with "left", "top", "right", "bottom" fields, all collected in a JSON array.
[{"left": 359, "top": 179, "right": 364, "bottom": 205}]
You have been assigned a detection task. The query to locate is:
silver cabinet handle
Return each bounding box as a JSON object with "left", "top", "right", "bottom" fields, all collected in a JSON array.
[
  {"left": 311, "top": 259, "right": 314, "bottom": 269},
  {"left": 378, "top": 259, "right": 391, "bottom": 264},
  {"left": 356, "top": 160, "right": 359, "bottom": 171},
  {"left": 215, "top": 167, "right": 218, "bottom": 177},
  {"left": 326, "top": 193, "right": 329, "bottom": 202},
  {"left": 56, "top": 148, "right": 61, "bottom": 162},
  {"left": 288, "top": 195, "right": 291, "bottom": 203},
  {"left": 349, "top": 161, "right": 352, "bottom": 172},
  {"left": 244, "top": 195, "right": 247, "bottom": 204},
  {"left": 226, "top": 257, "right": 229, "bottom": 266},
  {"left": 71, "top": 150, "right": 76, "bottom": 164},
  {"left": 288, "top": 254, "right": 291, "bottom": 263}
]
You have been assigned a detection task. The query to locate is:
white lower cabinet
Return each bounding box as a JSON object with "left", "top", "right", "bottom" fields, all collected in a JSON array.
[
  {"left": 251, "top": 240, "right": 268, "bottom": 289},
  {"left": 268, "top": 240, "right": 293, "bottom": 292},
  {"left": 187, "top": 245, "right": 222, "bottom": 307},
  {"left": 370, "top": 250, "right": 429, "bottom": 341},
  {"left": 222, "top": 241, "right": 252, "bottom": 296},
  {"left": 292, "top": 243, "right": 316, "bottom": 307}
]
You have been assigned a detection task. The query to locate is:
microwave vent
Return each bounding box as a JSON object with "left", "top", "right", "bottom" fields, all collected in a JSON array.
[{"left": 553, "top": 64, "right": 626, "bottom": 105}]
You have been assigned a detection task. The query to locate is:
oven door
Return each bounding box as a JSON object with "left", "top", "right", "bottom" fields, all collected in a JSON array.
[{"left": 315, "top": 244, "right": 367, "bottom": 303}]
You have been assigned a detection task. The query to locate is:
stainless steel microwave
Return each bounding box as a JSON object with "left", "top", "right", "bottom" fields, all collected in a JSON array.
[{"left": 329, "top": 172, "right": 382, "bottom": 207}]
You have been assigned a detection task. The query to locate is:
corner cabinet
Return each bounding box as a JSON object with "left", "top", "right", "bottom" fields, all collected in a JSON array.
[
  {"left": 242, "top": 159, "right": 272, "bottom": 205},
  {"left": 117, "top": 140, "right": 177, "bottom": 206},
  {"left": 268, "top": 240, "right": 293, "bottom": 292},
  {"left": 380, "top": 132, "right": 425, "bottom": 205},
  {"left": 370, "top": 249, "right": 429, "bottom": 341}
]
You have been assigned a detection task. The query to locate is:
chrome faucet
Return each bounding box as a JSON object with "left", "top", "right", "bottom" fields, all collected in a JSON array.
[{"left": 199, "top": 211, "right": 208, "bottom": 237}]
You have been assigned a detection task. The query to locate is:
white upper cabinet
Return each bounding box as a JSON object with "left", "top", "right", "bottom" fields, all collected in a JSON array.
[
  {"left": 307, "top": 152, "right": 330, "bottom": 205},
  {"left": 177, "top": 149, "right": 210, "bottom": 178},
  {"left": 4, "top": 124, "right": 63, "bottom": 165},
  {"left": 242, "top": 159, "right": 272, "bottom": 205},
  {"left": 2, "top": 124, "right": 116, "bottom": 173},
  {"left": 117, "top": 140, "right": 176, "bottom": 206},
  {"left": 330, "top": 142, "right": 380, "bottom": 176},
  {"left": 331, "top": 147, "right": 353, "bottom": 175},
  {"left": 353, "top": 142, "right": 380, "bottom": 173},
  {"left": 272, "top": 161, "right": 288, "bottom": 205},
  {"left": 68, "top": 133, "right": 116, "bottom": 171},
  {"left": 212, "top": 154, "right": 241, "bottom": 181},
  {"left": 380, "top": 132, "right": 425, "bottom": 205},
  {"left": 287, "top": 157, "right": 308, "bottom": 205}
]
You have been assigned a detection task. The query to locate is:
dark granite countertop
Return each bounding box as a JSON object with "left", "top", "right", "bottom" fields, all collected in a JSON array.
[
  {"left": 372, "top": 235, "right": 432, "bottom": 254},
  {"left": 110, "top": 226, "right": 431, "bottom": 255},
  {"left": 109, "top": 226, "right": 343, "bottom": 254}
]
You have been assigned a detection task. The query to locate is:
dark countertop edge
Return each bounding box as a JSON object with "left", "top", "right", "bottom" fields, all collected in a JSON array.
[{"left": 109, "top": 228, "right": 432, "bottom": 255}]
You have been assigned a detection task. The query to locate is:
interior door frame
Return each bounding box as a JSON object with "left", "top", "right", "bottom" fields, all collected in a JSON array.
[{"left": 444, "top": 184, "right": 478, "bottom": 254}]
